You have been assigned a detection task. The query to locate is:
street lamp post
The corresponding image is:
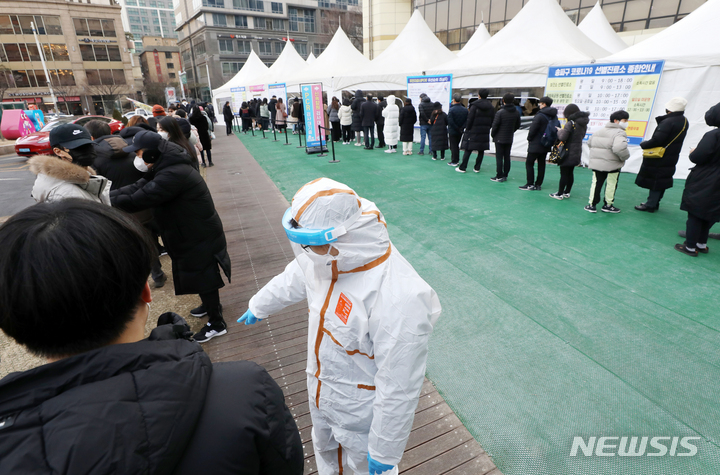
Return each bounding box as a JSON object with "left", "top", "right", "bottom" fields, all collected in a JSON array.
[{"left": 31, "top": 21, "right": 58, "bottom": 114}]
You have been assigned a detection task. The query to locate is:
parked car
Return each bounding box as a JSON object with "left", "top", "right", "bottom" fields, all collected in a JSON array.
[
  {"left": 14, "top": 116, "right": 124, "bottom": 157},
  {"left": 123, "top": 108, "right": 150, "bottom": 120}
]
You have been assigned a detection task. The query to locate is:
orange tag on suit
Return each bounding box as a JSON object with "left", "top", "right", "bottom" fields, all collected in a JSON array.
[{"left": 334, "top": 293, "right": 352, "bottom": 324}]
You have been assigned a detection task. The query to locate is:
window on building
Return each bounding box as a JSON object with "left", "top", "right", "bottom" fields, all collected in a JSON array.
[
  {"left": 85, "top": 69, "right": 100, "bottom": 86},
  {"left": 203, "top": 0, "right": 224, "bottom": 6},
  {"left": 257, "top": 41, "right": 273, "bottom": 55},
  {"left": 289, "top": 7, "right": 315, "bottom": 33},
  {"left": 0, "top": 45, "right": 7, "bottom": 63},
  {"left": 57, "top": 69, "right": 76, "bottom": 86},
  {"left": 101, "top": 19, "right": 116, "bottom": 37},
  {"left": 294, "top": 42, "right": 307, "bottom": 57},
  {"left": 312, "top": 43, "right": 326, "bottom": 56},
  {"left": 3, "top": 44, "right": 21, "bottom": 62},
  {"left": 26, "top": 44, "right": 41, "bottom": 61},
  {"left": 80, "top": 44, "right": 96, "bottom": 61},
  {"left": 219, "top": 38, "right": 234, "bottom": 53},
  {"left": 153, "top": 17, "right": 160, "bottom": 25},
  {"left": 235, "top": 15, "right": 248, "bottom": 27},
  {"left": 17, "top": 16, "right": 34, "bottom": 35},
  {"left": 222, "top": 61, "right": 244, "bottom": 75},
  {"left": 73, "top": 18, "right": 90, "bottom": 36},
  {"left": 193, "top": 39, "right": 206, "bottom": 54},
  {"left": 0, "top": 16, "right": 14, "bottom": 35},
  {"left": 237, "top": 40, "right": 252, "bottom": 53},
  {"left": 93, "top": 45, "right": 109, "bottom": 61},
  {"left": 164, "top": 52, "right": 173, "bottom": 59},
  {"left": 112, "top": 69, "right": 126, "bottom": 85},
  {"left": 181, "top": 48, "right": 191, "bottom": 63},
  {"left": 49, "top": 44, "right": 69, "bottom": 61},
  {"left": 169, "top": 72, "right": 176, "bottom": 78},
  {"left": 212, "top": 13, "right": 227, "bottom": 26},
  {"left": 141, "top": 17, "right": 149, "bottom": 24},
  {"left": 88, "top": 19, "right": 103, "bottom": 37},
  {"left": 255, "top": 17, "right": 267, "bottom": 29},
  {"left": 12, "top": 70, "right": 33, "bottom": 88},
  {"left": 107, "top": 45, "right": 122, "bottom": 61},
  {"left": 273, "top": 41, "right": 283, "bottom": 54},
  {"left": 271, "top": 2, "right": 282, "bottom": 13},
  {"left": 127, "top": 0, "right": 138, "bottom": 4},
  {"left": 233, "top": 0, "right": 264, "bottom": 11},
  {"left": 167, "top": 62, "right": 175, "bottom": 69},
  {"left": 99, "top": 69, "right": 114, "bottom": 85},
  {"left": 131, "top": 24, "right": 141, "bottom": 32}
]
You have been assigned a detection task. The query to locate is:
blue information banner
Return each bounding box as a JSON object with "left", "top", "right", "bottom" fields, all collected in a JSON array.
[
  {"left": 545, "top": 61, "right": 665, "bottom": 145},
  {"left": 301, "top": 83, "right": 326, "bottom": 149}
]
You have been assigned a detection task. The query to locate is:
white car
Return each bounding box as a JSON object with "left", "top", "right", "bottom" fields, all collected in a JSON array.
[{"left": 123, "top": 108, "right": 150, "bottom": 120}]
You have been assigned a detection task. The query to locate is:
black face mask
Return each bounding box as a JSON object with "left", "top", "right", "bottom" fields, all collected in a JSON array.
[{"left": 68, "top": 144, "right": 97, "bottom": 167}]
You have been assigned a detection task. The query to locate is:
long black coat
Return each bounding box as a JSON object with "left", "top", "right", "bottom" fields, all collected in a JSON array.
[
  {"left": 110, "top": 140, "right": 231, "bottom": 295},
  {"left": 398, "top": 104, "right": 417, "bottom": 142},
  {"left": 557, "top": 111, "right": 590, "bottom": 167},
  {"left": 462, "top": 98, "right": 495, "bottom": 152},
  {"left": 527, "top": 107, "right": 558, "bottom": 154},
  {"left": 430, "top": 111, "right": 449, "bottom": 151},
  {"left": 491, "top": 104, "right": 521, "bottom": 144},
  {"left": 351, "top": 92, "right": 365, "bottom": 132},
  {"left": 360, "top": 100, "right": 379, "bottom": 128},
  {"left": 223, "top": 104, "right": 234, "bottom": 123},
  {"left": 0, "top": 337, "right": 304, "bottom": 475},
  {"left": 681, "top": 104, "right": 720, "bottom": 222},
  {"left": 190, "top": 112, "right": 212, "bottom": 151},
  {"left": 447, "top": 102, "right": 468, "bottom": 136},
  {"left": 93, "top": 134, "right": 144, "bottom": 190},
  {"left": 637, "top": 111, "right": 689, "bottom": 190}
]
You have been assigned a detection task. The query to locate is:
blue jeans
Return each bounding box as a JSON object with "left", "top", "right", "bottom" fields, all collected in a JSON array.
[{"left": 420, "top": 124, "right": 432, "bottom": 154}]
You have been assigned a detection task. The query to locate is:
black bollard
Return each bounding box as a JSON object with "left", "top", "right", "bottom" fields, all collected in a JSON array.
[
  {"left": 283, "top": 126, "right": 291, "bottom": 145},
  {"left": 297, "top": 126, "right": 304, "bottom": 148},
  {"left": 328, "top": 129, "right": 339, "bottom": 163},
  {"left": 317, "top": 125, "right": 327, "bottom": 157},
  {"left": 272, "top": 123, "right": 278, "bottom": 142}
]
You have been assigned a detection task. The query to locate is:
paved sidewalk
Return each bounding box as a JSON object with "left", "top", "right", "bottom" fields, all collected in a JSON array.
[{"left": 201, "top": 132, "right": 500, "bottom": 475}]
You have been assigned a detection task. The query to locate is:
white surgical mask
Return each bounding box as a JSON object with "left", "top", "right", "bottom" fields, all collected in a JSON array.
[
  {"left": 620, "top": 122, "right": 628, "bottom": 130},
  {"left": 158, "top": 131, "right": 169, "bottom": 140},
  {"left": 134, "top": 156, "right": 149, "bottom": 172}
]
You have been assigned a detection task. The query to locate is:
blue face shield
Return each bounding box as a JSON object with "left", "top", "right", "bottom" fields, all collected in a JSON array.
[{"left": 282, "top": 207, "right": 361, "bottom": 246}]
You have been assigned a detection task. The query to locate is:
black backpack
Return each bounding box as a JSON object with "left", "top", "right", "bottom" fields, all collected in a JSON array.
[{"left": 540, "top": 115, "right": 561, "bottom": 148}]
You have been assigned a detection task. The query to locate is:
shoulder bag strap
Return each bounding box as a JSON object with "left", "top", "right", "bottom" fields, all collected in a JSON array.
[{"left": 666, "top": 118, "right": 687, "bottom": 148}]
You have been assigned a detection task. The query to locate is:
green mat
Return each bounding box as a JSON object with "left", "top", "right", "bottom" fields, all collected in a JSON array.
[{"left": 234, "top": 131, "right": 720, "bottom": 474}]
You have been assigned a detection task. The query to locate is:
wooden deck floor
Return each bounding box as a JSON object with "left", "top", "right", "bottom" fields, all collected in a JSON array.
[{"left": 201, "top": 132, "right": 501, "bottom": 475}]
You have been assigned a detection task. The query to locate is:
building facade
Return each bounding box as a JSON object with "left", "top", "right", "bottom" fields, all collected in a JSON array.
[
  {"left": 173, "top": 0, "right": 362, "bottom": 101},
  {"left": 117, "top": 0, "right": 178, "bottom": 53},
  {"left": 139, "top": 36, "right": 181, "bottom": 84},
  {"left": 0, "top": 0, "right": 136, "bottom": 115},
  {"left": 363, "top": 0, "right": 706, "bottom": 57}
]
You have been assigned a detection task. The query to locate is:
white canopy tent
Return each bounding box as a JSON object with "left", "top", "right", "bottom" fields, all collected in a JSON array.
[
  {"left": 335, "top": 10, "right": 457, "bottom": 92},
  {"left": 430, "top": 0, "right": 610, "bottom": 88},
  {"left": 578, "top": 2, "right": 628, "bottom": 54},
  {"left": 456, "top": 23, "right": 490, "bottom": 57},
  {"left": 306, "top": 52, "right": 316, "bottom": 64},
  {"left": 285, "top": 26, "right": 370, "bottom": 92},
  {"left": 252, "top": 40, "right": 308, "bottom": 94},
  {"left": 603, "top": 0, "right": 720, "bottom": 179},
  {"left": 212, "top": 50, "right": 268, "bottom": 98}
]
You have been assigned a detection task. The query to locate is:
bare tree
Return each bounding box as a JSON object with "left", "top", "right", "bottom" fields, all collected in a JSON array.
[
  {"left": 51, "top": 82, "right": 77, "bottom": 115},
  {"left": 0, "top": 65, "right": 10, "bottom": 104},
  {"left": 87, "top": 83, "right": 132, "bottom": 115},
  {"left": 143, "top": 82, "right": 167, "bottom": 105},
  {"left": 318, "top": 10, "right": 363, "bottom": 52}
]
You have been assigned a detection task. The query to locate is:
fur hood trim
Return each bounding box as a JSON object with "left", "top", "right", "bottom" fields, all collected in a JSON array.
[{"left": 28, "top": 155, "right": 96, "bottom": 184}]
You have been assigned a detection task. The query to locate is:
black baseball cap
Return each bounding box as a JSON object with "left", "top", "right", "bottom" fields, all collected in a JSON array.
[
  {"left": 123, "top": 130, "right": 162, "bottom": 153},
  {"left": 49, "top": 123, "right": 93, "bottom": 149}
]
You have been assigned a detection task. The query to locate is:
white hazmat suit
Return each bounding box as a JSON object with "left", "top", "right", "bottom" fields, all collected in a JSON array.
[{"left": 248, "top": 178, "right": 441, "bottom": 475}]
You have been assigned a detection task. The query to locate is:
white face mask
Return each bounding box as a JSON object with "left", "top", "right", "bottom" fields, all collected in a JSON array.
[
  {"left": 134, "top": 156, "right": 149, "bottom": 172},
  {"left": 158, "top": 130, "right": 169, "bottom": 140},
  {"left": 619, "top": 121, "right": 628, "bottom": 130}
]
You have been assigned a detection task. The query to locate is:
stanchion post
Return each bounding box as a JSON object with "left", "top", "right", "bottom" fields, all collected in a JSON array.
[
  {"left": 261, "top": 126, "right": 267, "bottom": 139},
  {"left": 250, "top": 123, "right": 255, "bottom": 136},
  {"left": 317, "top": 124, "right": 327, "bottom": 157},
  {"left": 283, "top": 126, "right": 291, "bottom": 145},
  {"left": 272, "top": 124, "right": 278, "bottom": 142},
  {"left": 328, "top": 126, "right": 339, "bottom": 163},
  {"left": 297, "top": 123, "right": 304, "bottom": 148}
]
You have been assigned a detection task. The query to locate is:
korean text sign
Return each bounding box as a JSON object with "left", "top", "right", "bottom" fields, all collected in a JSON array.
[{"left": 301, "top": 83, "right": 326, "bottom": 148}]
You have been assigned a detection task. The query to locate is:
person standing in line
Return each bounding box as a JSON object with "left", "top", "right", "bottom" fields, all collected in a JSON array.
[
  {"left": 676, "top": 102, "right": 720, "bottom": 256},
  {"left": 259, "top": 98, "right": 270, "bottom": 131},
  {"left": 458, "top": 89, "right": 495, "bottom": 173},
  {"left": 328, "top": 96, "right": 341, "bottom": 142},
  {"left": 418, "top": 93, "right": 434, "bottom": 156},
  {"left": 287, "top": 98, "right": 299, "bottom": 133},
  {"left": 635, "top": 97, "right": 689, "bottom": 212},
  {"left": 490, "top": 93, "right": 521, "bottom": 182},
  {"left": 376, "top": 95, "right": 387, "bottom": 149},
  {"left": 158, "top": 116, "right": 201, "bottom": 172},
  {"left": 520, "top": 96, "right": 558, "bottom": 190},
  {"left": 339, "top": 98, "right": 353, "bottom": 144},
  {"left": 549, "top": 103, "right": 590, "bottom": 199},
  {"left": 399, "top": 98, "right": 417, "bottom": 155},
  {"left": 351, "top": 90, "right": 366, "bottom": 146},
  {"left": 430, "top": 102, "right": 449, "bottom": 161},
  {"left": 275, "top": 98, "right": 287, "bottom": 132},
  {"left": 112, "top": 130, "right": 232, "bottom": 343},
  {"left": 222, "top": 101, "right": 234, "bottom": 136},
  {"left": 382, "top": 94, "right": 400, "bottom": 153},
  {"left": 268, "top": 95, "right": 278, "bottom": 130},
  {"left": 190, "top": 105, "right": 213, "bottom": 167},
  {"left": 360, "top": 93, "right": 379, "bottom": 150},
  {"left": 447, "top": 93, "right": 468, "bottom": 168},
  {"left": 584, "top": 110, "right": 630, "bottom": 213}
]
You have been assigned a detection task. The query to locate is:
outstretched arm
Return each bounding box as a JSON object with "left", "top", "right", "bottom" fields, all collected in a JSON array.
[{"left": 248, "top": 259, "right": 307, "bottom": 320}]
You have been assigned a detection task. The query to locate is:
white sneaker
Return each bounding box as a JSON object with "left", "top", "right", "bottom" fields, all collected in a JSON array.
[
  {"left": 562, "top": 193, "right": 571, "bottom": 199},
  {"left": 391, "top": 149, "right": 397, "bottom": 153},
  {"left": 354, "top": 142, "right": 363, "bottom": 147},
  {"left": 455, "top": 167, "right": 466, "bottom": 173},
  {"left": 385, "top": 149, "right": 393, "bottom": 153}
]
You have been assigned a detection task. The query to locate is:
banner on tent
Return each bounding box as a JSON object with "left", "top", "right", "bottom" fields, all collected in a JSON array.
[
  {"left": 545, "top": 61, "right": 665, "bottom": 145},
  {"left": 301, "top": 83, "right": 326, "bottom": 153},
  {"left": 230, "top": 87, "right": 246, "bottom": 112},
  {"left": 269, "top": 83, "right": 287, "bottom": 117},
  {"left": 406, "top": 75, "right": 453, "bottom": 127},
  {"left": 249, "top": 84, "right": 267, "bottom": 97}
]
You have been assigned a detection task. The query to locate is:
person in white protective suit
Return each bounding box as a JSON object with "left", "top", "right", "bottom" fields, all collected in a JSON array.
[{"left": 238, "top": 178, "right": 441, "bottom": 475}]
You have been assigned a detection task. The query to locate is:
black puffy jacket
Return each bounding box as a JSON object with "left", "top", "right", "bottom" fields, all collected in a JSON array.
[
  {"left": 93, "top": 134, "right": 144, "bottom": 191},
  {"left": 398, "top": 104, "right": 417, "bottom": 143},
  {"left": 430, "top": 111, "right": 449, "bottom": 151},
  {"left": 0, "top": 337, "right": 303, "bottom": 475},
  {"left": 681, "top": 103, "right": 720, "bottom": 222},
  {"left": 351, "top": 91, "right": 365, "bottom": 132},
  {"left": 447, "top": 102, "right": 468, "bottom": 136},
  {"left": 418, "top": 96, "right": 434, "bottom": 126},
  {"left": 491, "top": 104, "right": 521, "bottom": 144},
  {"left": 119, "top": 123, "right": 157, "bottom": 139},
  {"left": 360, "top": 100, "right": 379, "bottom": 128},
  {"left": 636, "top": 111, "right": 689, "bottom": 190},
  {"left": 462, "top": 99, "right": 495, "bottom": 152},
  {"left": 557, "top": 110, "right": 590, "bottom": 168},
  {"left": 110, "top": 140, "right": 231, "bottom": 295},
  {"left": 527, "top": 107, "right": 558, "bottom": 154}
]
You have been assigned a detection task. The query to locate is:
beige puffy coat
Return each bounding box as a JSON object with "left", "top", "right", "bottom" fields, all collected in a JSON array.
[
  {"left": 587, "top": 122, "right": 631, "bottom": 172},
  {"left": 29, "top": 155, "right": 111, "bottom": 204}
]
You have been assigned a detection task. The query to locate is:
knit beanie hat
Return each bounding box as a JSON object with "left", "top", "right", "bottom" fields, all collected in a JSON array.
[
  {"left": 563, "top": 103, "right": 580, "bottom": 118},
  {"left": 665, "top": 97, "right": 687, "bottom": 112},
  {"left": 152, "top": 105, "right": 166, "bottom": 117}
]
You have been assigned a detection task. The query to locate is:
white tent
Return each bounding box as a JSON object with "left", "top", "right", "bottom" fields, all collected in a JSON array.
[
  {"left": 285, "top": 26, "right": 370, "bottom": 90},
  {"left": 457, "top": 23, "right": 490, "bottom": 57},
  {"left": 212, "top": 50, "right": 268, "bottom": 98},
  {"left": 430, "top": 0, "right": 610, "bottom": 88},
  {"left": 602, "top": 0, "right": 720, "bottom": 179},
  {"left": 306, "top": 52, "right": 316, "bottom": 64},
  {"left": 578, "top": 2, "right": 627, "bottom": 54},
  {"left": 335, "top": 10, "right": 458, "bottom": 91},
  {"left": 252, "top": 40, "right": 308, "bottom": 93}
]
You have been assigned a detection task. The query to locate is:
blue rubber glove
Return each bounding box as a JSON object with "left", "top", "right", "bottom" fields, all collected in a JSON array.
[
  {"left": 367, "top": 454, "right": 394, "bottom": 474},
  {"left": 237, "top": 309, "right": 258, "bottom": 325}
]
